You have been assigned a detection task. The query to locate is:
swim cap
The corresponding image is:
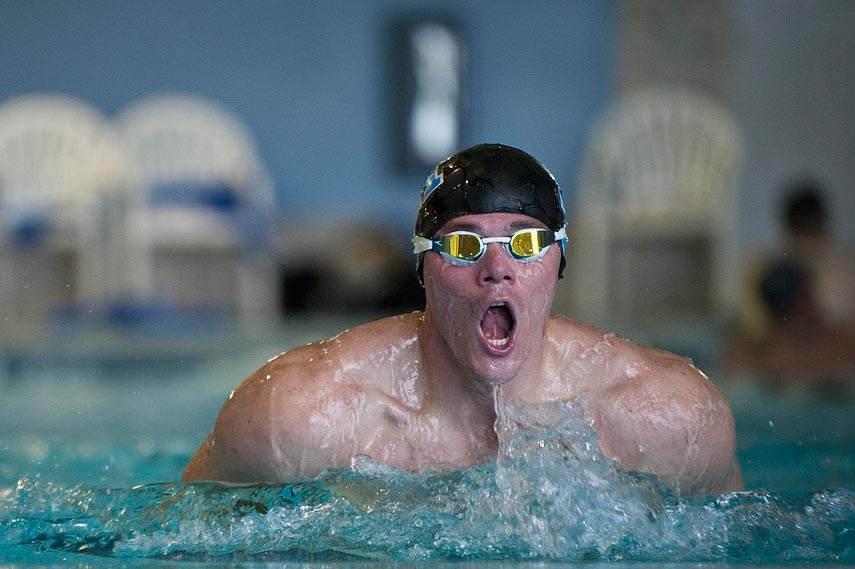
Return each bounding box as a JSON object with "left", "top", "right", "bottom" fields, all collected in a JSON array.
[{"left": 414, "top": 143, "right": 567, "bottom": 283}]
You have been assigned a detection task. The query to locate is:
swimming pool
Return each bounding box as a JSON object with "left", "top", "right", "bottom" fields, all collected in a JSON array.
[{"left": 1, "top": 315, "right": 853, "bottom": 566}]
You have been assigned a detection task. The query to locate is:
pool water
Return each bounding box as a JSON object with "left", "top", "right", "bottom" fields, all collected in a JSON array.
[{"left": 1, "top": 322, "right": 854, "bottom": 565}]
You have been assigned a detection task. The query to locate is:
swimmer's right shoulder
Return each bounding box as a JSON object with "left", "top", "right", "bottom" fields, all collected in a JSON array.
[
  {"left": 196, "top": 314, "right": 425, "bottom": 481},
  {"left": 252, "top": 312, "right": 424, "bottom": 385},
  {"left": 333, "top": 312, "right": 424, "bottom": 346},
  {"left": 295, "top": 312, "right": 423, "bottom": 360}
]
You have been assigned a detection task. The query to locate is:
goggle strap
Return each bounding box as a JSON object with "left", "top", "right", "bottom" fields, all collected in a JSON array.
[{"left": 413, "top": 235, "right": 435, "bottom": 255}]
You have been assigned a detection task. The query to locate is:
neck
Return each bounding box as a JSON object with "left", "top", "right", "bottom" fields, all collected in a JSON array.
[{"left": 418, "top": 311, "right": 498, "bottom": 414}]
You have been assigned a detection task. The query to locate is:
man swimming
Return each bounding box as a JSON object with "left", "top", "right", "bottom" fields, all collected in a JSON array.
[{"left": 183, "top": 143, "right": 743, "bottom": 496}]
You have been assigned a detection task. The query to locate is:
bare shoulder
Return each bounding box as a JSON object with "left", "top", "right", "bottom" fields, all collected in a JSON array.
[
  {"left": 543, "top": 315, "right": 655, "bottom": 389},
  {"left": 181, "top": 340, "right": 336, "bottom": 482},
  {"left": 546, "top": 315, "right": 722, "bottom": 399},
  {"left": 182, "top": 313, "right": 424, "bottom": 482},
  {"left": 545, "top": 316, "right": 741, "bottom": 495},
  {"left": 593, "top": 341, "right": 740, "bottom": 495}
]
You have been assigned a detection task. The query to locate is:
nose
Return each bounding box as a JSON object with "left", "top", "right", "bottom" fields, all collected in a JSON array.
[{"left": 478, "top": 242, "right": 516, "bottom": 284}]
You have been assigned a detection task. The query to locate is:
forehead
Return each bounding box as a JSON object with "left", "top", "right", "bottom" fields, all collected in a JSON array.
[{"left": 437, "top": 212, "right": 548, "bottom": 235}]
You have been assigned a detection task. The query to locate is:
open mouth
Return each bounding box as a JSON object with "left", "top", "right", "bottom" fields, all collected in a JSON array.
[{"left": 480, "top": 302, "right": 515, "bottom": 350}]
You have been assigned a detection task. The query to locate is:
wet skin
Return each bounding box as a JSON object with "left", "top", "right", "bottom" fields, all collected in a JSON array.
[
  {"left": 183, "top": 213, "right": 743, "bottom": 496},
  {"left": 420, "top": 215, "right": 559, "bottom": 392}
]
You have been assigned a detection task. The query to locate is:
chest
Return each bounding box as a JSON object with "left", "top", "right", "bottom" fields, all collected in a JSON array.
[{"left": 358, "top": 400, "right": 498, "bottom": 472}]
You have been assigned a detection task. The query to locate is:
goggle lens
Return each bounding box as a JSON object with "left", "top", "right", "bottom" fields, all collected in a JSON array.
[
  {"left": 510, "top": 228, "right": 544, "bottom": 258},
  {"left": 441, "top": 233, "right": 483, "bottom": 261}
]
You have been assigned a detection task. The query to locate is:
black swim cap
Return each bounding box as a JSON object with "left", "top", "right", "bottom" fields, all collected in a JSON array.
[{"left": 414, "top": 143, "right": 567, "bottom": 283}]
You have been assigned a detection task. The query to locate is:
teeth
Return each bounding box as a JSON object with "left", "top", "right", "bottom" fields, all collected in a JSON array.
[{"left": 488, "top": 337, "right": 509, "bottom": 347}]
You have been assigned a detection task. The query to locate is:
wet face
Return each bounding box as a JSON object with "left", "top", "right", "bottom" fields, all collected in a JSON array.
[{"left": 422, "top": 213, "right": 561, "bottom": 386}]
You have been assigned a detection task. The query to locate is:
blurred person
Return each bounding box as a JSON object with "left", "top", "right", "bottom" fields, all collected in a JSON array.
[
  {"left": 775, "top": 180, "right": 854, "bottom": 327},
  {"left": 723, "top": 262, "right": 855, "bottom": 393},
  {"left": 183, "top": 144, "right": 742, "bottom": 496},
  {"left": 726, "top": 179, "right": 855, "bottom": 392},
  {"left": 740, "top": 180, "right": 854, "bottom": 338}
]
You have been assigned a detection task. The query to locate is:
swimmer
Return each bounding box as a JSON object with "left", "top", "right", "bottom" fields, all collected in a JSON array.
[{"left": 183, "top": 144, "right": 743, "bottom": 496}]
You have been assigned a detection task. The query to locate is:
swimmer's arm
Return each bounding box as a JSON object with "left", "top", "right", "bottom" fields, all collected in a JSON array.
[
  {"left": 593, "top": 361, "right": 743, "bottom": 496},
  {"left": 181, "top": 362, "right": 341, "bottom": 483},
  {"left": 181, "top": 374, "right": 286, "bottom": 483}
]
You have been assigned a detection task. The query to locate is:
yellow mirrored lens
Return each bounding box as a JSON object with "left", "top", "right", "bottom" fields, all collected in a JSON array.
[
  {"left": 510, "top": 229, "right": 542, "bottom": 257},
  {"left": 444, "top": 233, "right": 483, "bottom": 260}
]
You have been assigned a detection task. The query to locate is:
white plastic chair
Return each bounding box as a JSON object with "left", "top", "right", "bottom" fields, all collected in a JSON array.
[
  {"left": 564, "top": 85, "right": 743, "bottom": 326},
  {"left": 115, "top": 93, "right": 276, "bottom": 325},
  {"left": 0, "top": 94, "right": 130, "bottom": 332}
]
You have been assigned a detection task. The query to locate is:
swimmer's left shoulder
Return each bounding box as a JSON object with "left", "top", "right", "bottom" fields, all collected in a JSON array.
[
  {"left": 547, "top": 314, "right": 615, "bottom": 342},
  {"left": 552, "top": 320, "right": 714, "bottom": 394},
  {"left": 546, "top": 315, "right": 655, "bottom": 355}
]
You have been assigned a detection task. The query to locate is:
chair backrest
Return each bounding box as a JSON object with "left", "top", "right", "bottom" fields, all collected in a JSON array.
[
  {"left": 579, "top": 85, "right": 742, "bottom": 219},
  {"left": 0, "top": 94, "right": 128, "bottom": 214},
  {"left": 115, "top": 93, "right": 272, "bottom": 209}
]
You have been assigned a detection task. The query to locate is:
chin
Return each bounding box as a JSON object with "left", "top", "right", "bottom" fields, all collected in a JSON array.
[{"left": 471, "top": 355, "right": 526, "bottom": 387}]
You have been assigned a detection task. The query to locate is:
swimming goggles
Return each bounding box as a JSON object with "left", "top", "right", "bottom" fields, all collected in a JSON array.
[{"left": 413, "top": 227, "right": 566, "bottom": 266}]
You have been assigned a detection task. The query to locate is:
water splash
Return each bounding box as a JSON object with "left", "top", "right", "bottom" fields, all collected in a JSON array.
[{"left": 1, "top": 399, "right": 854, "bottom": 563}]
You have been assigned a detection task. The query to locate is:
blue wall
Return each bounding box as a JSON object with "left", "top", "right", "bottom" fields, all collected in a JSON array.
[
  {"left": 727, "top": 0, "right": 855, "bottom": 248},
  {"left": 0, "top": 1, "right": 616, "bottom": 238}
]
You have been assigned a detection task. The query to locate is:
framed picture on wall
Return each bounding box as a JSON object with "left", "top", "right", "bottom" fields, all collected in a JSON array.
[{"left": 387, "top": 16, "right": 466, "bottom": 174}]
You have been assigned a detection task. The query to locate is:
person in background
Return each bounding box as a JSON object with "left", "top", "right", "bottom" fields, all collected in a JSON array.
[
  {"left": 183, "top": 143, "right": 742, "bottom": 496},
  {"left": 724, "top": 179, "right": 855, "bottom": 392},
  {"left": 723, "top": 261, "right": 855, "bottom": 392},
  {"left": 775, "top": 181, "right": 854, "bottom": 327}
]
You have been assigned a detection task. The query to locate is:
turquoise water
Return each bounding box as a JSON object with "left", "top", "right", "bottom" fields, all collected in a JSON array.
[{"left": 1, "top": 325, "right": 854, "bottom": 565}]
